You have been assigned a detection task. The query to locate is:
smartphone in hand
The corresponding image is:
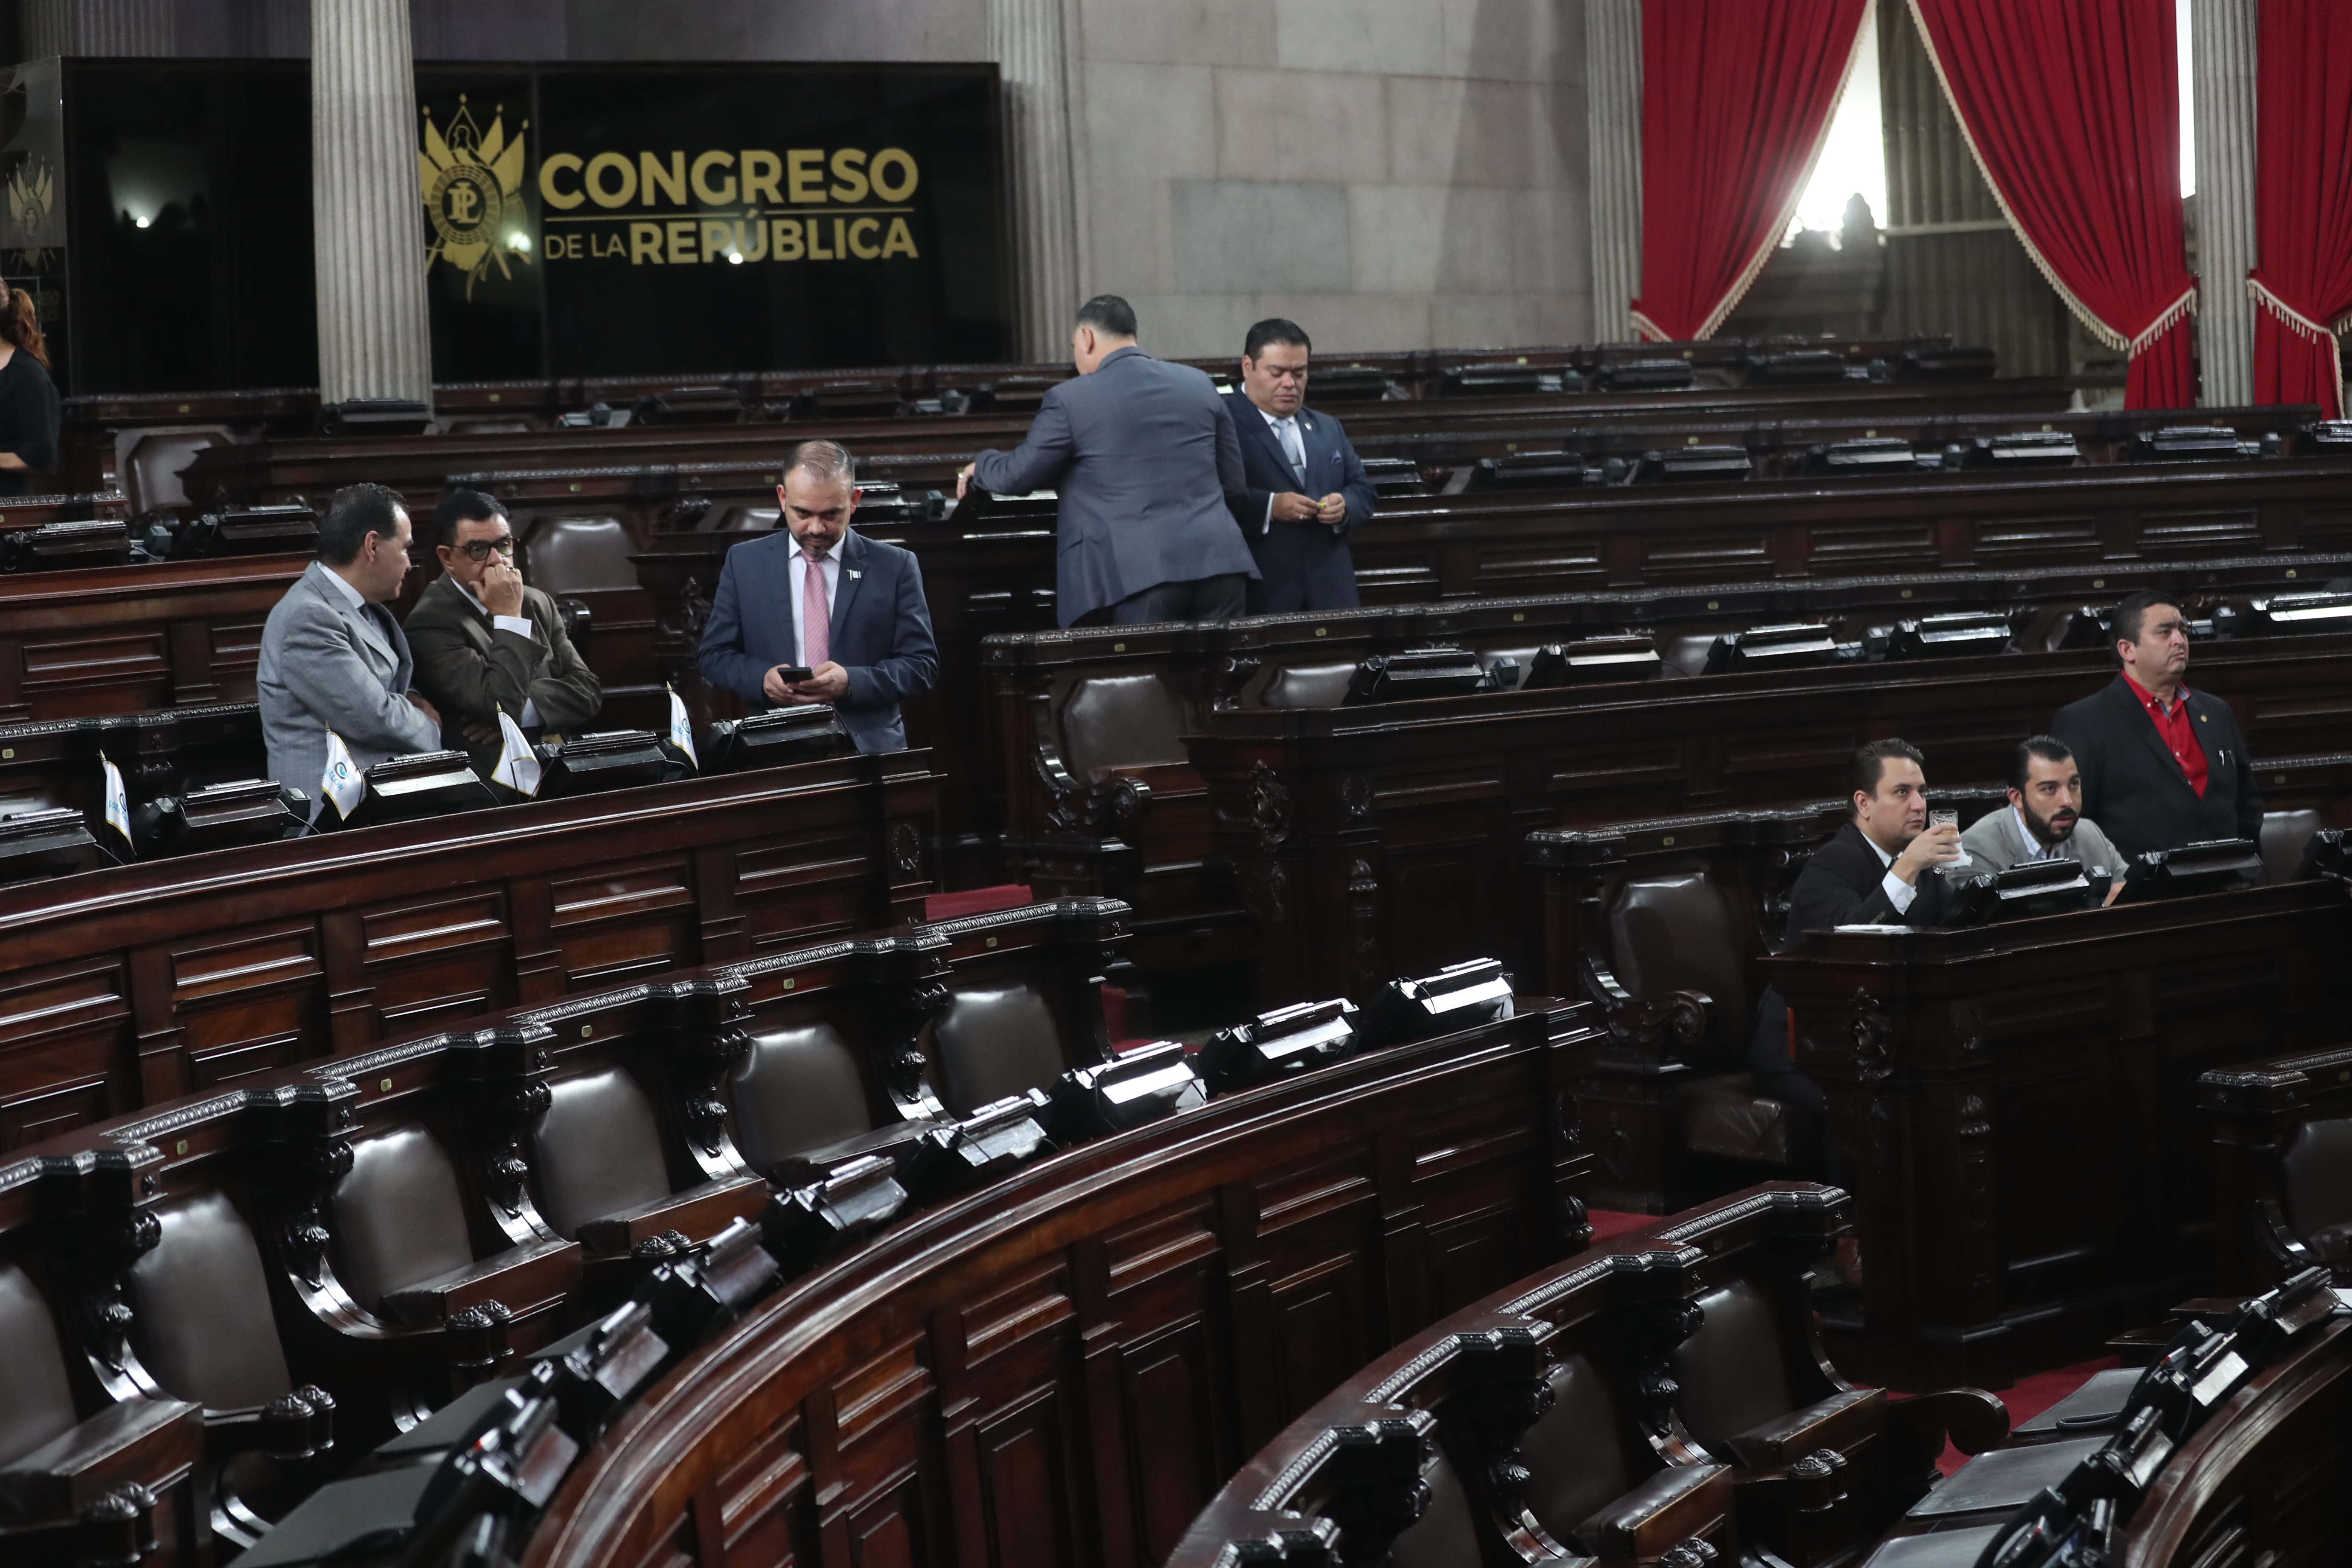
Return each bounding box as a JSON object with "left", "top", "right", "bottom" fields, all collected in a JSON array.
[{"left": 775, "top": 666, "right": 814, "bottom": 682}]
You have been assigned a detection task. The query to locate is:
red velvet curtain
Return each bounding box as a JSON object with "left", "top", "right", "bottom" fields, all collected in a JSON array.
[
  {"left": 2250, "top": 1, "right": 2352, "bottom": 419},
  {"left": 1908, "top": 0, "right": 2196, "bottom": 409},
  {"left": 1631, "top": 0, "right": 1870, "bottom": 343}
]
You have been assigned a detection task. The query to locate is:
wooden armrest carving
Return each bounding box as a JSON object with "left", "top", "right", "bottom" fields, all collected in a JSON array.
[
  {"left": 0, "top": 1399, "right": 202, "bottom": 1522},
  {"left": 1577, "top": 950, "right": 1713, "bottom": 1061},
  {"left": 1031, "top": 744, "right": 1154, "bottom": 836},
  {"left": 380, "top": 1235, "right": 584, "bottom": 1326},
  {"left": 575, "top": 1173, "right": 771, "bottom": 1259},
  {"left": 202, "top": 1385, "right": 335, "bottom": 1462},
  {"left": 1569, "top": 1460, "right": 1729, "bottom": 1561}
]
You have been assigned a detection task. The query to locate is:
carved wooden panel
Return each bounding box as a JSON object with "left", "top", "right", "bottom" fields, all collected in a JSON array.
[
  {"left": 547, "top": 857, "right": 698, "bottom": 987},
  {"left": 2140, "top": 509, "right": 2262, "bottom": 557},
  {"left": 0, "top": 954, "right": 134, "bottom": 1142},
  {"left": 358, "top": 890, "right": 516, "bottom": 1033},
  {"left": 21, "top": 631, "right": 172, "bottom": 715},
  {"left": 165, "top": 922, "right": 327, "bottom": 1085},
  {"left": 734, "top": 832, "right": 873, "bottom": 949},
  {"left": 1966, "top": 515, "right": 2101, "bottom": 562}
]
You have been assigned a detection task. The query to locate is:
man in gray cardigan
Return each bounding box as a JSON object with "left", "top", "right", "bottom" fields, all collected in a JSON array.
[
  {"left": 959, "top": 294, "right": 1256, "bottom": 625},
  {"left": 256, "top": 482, "right": 443, "bottom": 812},
  {"left": 1959, "top": 735, "right": 2129, "bottom": 882}
]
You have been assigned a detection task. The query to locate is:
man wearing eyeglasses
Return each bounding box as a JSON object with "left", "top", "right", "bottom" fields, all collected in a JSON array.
[
  {"left": 1222, "top": 318, "right": 1375, "bottom": 612},
  {"left": 404, "top": 488, "right": 603, "bottom": 779}
]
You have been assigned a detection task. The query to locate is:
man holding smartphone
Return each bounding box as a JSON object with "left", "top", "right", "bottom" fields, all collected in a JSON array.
[{"left": 697, "top": 439, "right": 937, "bottom": 753}]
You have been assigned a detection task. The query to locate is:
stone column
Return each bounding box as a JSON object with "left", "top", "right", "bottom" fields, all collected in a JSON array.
[
  {"left": 311, "top": 0, "right": 433, "bottom": 407},
  {"left": 1584, "top": 0, "right": 1642, "bottom": 343},
  {"left": 1877, "top": 1, "right": 2069, "bottom": 377},
  {"left": 21, "top": 0, "right": 175, "bottom": 57},
  {"left": 990, "top": 0, "right": 1083, "bottom": 361},
  {"left": 2190, "top": 0, "right": 2257, "bottom": 407}
]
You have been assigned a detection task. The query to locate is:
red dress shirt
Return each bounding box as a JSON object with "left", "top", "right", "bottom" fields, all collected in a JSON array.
[{"left": 2123, "top": 674, "right": 2208, "bottom": 798}]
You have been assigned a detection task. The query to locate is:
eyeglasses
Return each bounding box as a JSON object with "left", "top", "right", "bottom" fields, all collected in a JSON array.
[{"left": 457, "top": 535, "right": 518, "bottom": 561}]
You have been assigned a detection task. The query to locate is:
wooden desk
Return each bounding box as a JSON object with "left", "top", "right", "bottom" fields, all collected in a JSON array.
[
  {"left": 1193, "top": 634, "right": 2352, "bottom": 1008},
  {"left": 0, "top": 747, "right": 936, "bottom": 1147},
  {"left": 1761, "top": 880, "right": 2352, "bottom": 1390}
]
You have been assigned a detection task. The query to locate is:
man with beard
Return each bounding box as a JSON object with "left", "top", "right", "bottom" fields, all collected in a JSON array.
[{"left": 1960, "top": 736, "right": 2128, "bottom": 891}]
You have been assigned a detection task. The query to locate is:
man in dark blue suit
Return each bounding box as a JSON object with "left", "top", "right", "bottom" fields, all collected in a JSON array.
[
  {"left": 1223, "top": 318, "right": 1377, "bottom": 613},
  {"left": 697, "top": 440, "right": 937, "bottom": 753}
]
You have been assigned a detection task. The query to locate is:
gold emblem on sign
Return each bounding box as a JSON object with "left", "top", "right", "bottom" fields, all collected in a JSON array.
[
  {"left": 6, "top": 156, "right": 55, "bottom": 268},
  {"left": 419, "top": 95, "right": 530, "bottom": 297}
]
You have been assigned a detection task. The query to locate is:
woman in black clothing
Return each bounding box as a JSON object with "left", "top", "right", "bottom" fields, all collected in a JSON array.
[{"left": 0, "top": 287, "right": 58, "bottom": 496}]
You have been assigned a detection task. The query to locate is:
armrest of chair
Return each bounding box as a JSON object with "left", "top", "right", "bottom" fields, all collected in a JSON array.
[
  {"left": 201, "top": 1385, "right": 337, "bottom": 1463},
  {"left": 574, "top": 1173, "right": 771, "bottom": 1260},
  {"left": 1723, "top": 1387, "right": 1883, "bottom": 1470},
  {"left": 1576, "top": 948, "right": 1713, "bottom": 1067},
  {"left": 1885, "top": 1384, "right": 2010, "bottom": 1469},
  {"left": 1569, "top": 1461, "right": 1730, "bottom": 1562},
  {"left": 1030, "top": 746, "right": 1155, "bottom": 838},
  {"left": 380, "top": 1236, "right": 584, "bottom": 1326},
  {"left": 0, "top": 1398, "right": 204, "bottom": 1522}
]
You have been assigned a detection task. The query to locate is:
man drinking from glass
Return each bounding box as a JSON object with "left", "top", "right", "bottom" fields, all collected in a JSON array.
[{"left": 404, "top": 487, "right": 603, "bottom": 780}]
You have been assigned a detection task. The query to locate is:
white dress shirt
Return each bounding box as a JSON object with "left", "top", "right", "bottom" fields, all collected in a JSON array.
[
  {"left": 1257, "top": 406, "right": 1317, "bottom": 534},
  {"left": 1862, "top": 832, "right": 1919, "bottom": 915},
  {"left": 790, "top": 539, "right": 841, "bottom": 667},
  {"left": 456, "top": 578, "right": 541, "bottom": 726}
]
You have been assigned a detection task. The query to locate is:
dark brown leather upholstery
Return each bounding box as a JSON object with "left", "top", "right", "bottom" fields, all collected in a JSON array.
[
  {"left": 2260, "top": 808, "right": 2324, "bottom": 884},
  {"left": 929, "top": 983, "right": 1066, "bottom": 1117},
  {"left": 1684, "top": 1073, "right": 1796, "bottom": 1164},
  {"left": 127, "top": 1189, "right": 294, "bottom": 1412},
  {"left": 1608, "top": 873, "right": 1751, "bottom": 1061},
  {"left": 329, "top": 1124, "right": 479, "bottom": 1312},
  {"left": 1255, "top": 662, "right": 1357, "bottom": 710},
  {"left": 1520, "top": 1352, "right": 1631, "bottom": 1539},
  {"left": 119, "top": 427, "right": 234, "bottom": 515},
  {"left": 1671, "top": 1280, "right": 1795, "bottom": 1452},
  {"left": 531, "top": 1067, "right": 675, "bottom": 1240},
  {"left": 521, "top": 515, "right": 641, "bottom": 593},
  {"left": 1060, "top": 674, "right": 1189, "bottom": 782},
  {"left": 1385, "top": 1448, "right": 1479, "bottom": 1568},
  {"left": 0, "top": 1260, "right": 77, "bottom": 1469},
  {"left": 728, "top": 1022, "right": 875, "bottom": 1169},
  {"left": 2280, "top": 1115, "right": 2352, "bottom": 1243}
]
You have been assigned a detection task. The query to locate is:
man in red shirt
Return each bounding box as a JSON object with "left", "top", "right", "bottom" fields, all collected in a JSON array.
[{"left": 2052, "top": 591, "right": 2263, "bottom": 860}]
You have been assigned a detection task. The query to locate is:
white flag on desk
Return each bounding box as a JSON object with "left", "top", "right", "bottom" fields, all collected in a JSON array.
[
  {"left": 321, "top": 730, "right": 368, "bottom": 820},
  {"left": 99, "top": 751, "right": 131, "bottom": 849},
  {"left": 667, "top": 685, "right": 698, "bottom": 769},
  {"left": 493, "top": 709, "right": 542, "bottom": 797}
]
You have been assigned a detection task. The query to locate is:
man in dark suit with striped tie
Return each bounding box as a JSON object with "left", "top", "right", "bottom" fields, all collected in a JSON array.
[{"left": 1222, "top": 318, "right": 1378, "bottom": 613}]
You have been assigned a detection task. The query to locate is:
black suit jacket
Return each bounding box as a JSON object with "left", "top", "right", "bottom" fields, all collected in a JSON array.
[
  {"left": 1221, "top": 392, "right": 1376, "bottom": 613},
  {"left": 2050, "top": 674, "right": 2262, "bottom": 861},
  {"left": 1748, "top": 822, "right": 1954, "bottom": 1078}
]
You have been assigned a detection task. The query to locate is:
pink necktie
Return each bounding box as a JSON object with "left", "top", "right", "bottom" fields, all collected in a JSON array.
[{"left": 801, "top": 548, "right": 830, "bottom": 667}]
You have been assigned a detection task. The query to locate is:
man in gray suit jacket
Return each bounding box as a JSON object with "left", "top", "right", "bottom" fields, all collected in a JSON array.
[
  {"left": 257, "top": 482, "right": 443, "bottom": 812},
  {"left": 1957, "top": 735, "right": 2130, "bottom": 885},
  {"left": 959, "top": 294, "right": 1256, "bottom": 625}
]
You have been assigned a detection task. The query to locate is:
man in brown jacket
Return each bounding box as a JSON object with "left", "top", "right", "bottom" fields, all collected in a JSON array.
[{"left": 404, "top": 488, "right": 602, "bottom": 778}]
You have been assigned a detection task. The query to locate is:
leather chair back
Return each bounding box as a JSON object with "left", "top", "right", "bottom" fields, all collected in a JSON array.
[
  {"left": 2280, "top": 1116, "right": 2352, "bottom": 1240},
  {"left": 929, "top": 983, "right": 1066, "bottom": 1118},
  {"left": 0, "top": 1259, "right": 78, "bottom": 1468},
  {"left": 1520, "top": 1352, "right": 1632, "bottom": 1541},
  {"left": 1385, "top": 1448, "right": 1480, "bottom": 1568},
  {"left": 127, "top": 1189, "right": 294, "bottom": 1411},
  {"left": 1255, "top": 662, "right": 1356, "bottom": 709},
  {"left": 521, "top": 515, "right": 641, "bottom": 593},
  {"left": 1059, "top": 674, "right": 1189, "bottom": 783},
  {"left": 729, "top": 1022, "right": 874, "bottom": 1169},
  {"left": 531, "top": 1067, "right": 675, "bottom": 1240},
  {"left": 1670, "top": 1280, "right": 1795, "bottom": 1450},
  {"left": 1659, "top": 634, "right": 1716, "bottom": 677},
  {"left": 330, "top": 1124, "right": 479, "bottom": 1311},
  {"left": 2260, "top": 809, "right": 2324, "bottom": 885},
  {"left": 1607, "top": 873, "right": 1751, "bottom": 1063}
]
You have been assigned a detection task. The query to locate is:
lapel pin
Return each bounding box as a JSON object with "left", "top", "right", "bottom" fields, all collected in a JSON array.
[{"left": 848, "top": 569, "right": 862, "bottom": 579}]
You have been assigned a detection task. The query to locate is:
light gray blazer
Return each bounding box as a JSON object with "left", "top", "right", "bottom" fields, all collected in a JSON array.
[
  {"left": 1958, "top": 804, "right": 2129, "bottom": 878},
  {"left": 258, "top": 560, "right": 443, "bottom": 803},
  {"left": 970, "top": 346, "right": 1257, "bottom": 624}
]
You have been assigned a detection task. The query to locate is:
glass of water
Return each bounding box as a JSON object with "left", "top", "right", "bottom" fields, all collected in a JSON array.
[{"left": 1929, "top": 808, "right": 1969, "bottom": 868}]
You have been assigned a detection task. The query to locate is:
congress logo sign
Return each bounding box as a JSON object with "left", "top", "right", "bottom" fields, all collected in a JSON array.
[
  {"left": 5, "top": 156, "right": 55, "bottom": 268},
  {"left": 419, "top": 96, "right": 530, "bottom": 297},
  {"left": 535, "top": 145, "right": 922, "bottom": 265}
]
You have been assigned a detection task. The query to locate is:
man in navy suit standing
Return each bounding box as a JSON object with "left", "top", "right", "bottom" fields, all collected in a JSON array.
[
  {"left": 697, "top": 440, "right": 937, "bottom": 753},
  {"left": 1224, "top": 318, "right": 1377, "bottom": 613}
]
